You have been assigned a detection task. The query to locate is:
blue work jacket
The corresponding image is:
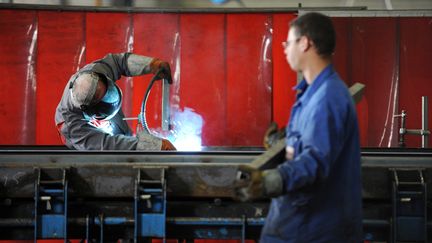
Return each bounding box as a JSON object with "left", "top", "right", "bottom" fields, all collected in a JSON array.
[{"left": 260, "top": 65, "right": 363, "bottom": 243}]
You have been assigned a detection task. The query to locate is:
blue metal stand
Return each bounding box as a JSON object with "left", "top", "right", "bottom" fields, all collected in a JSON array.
[
  {"left": 392, "top": 169, "right": 427, "bottom": 242},
  {"left": 134, "top": 168, "right": 167, "bottom": 243},
  {"left": 98, "top": 214, "right": 104, "bottom": 243},
  {"left": 241, "top": 215, "right": 246, "bottom": 243},
  {"left": 34, "top": 168, "right": 68, "bottom": 242},
  {"left": 85, "top": 214, "right": 94, "bottom": 243}
]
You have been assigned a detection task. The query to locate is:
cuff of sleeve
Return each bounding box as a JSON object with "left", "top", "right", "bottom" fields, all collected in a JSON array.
[
  {"left": 136, "top": 132, "right": 163, "bottom": 150},
  {"left": 126, "top": 54, "right": 153, "bottom": 76}
]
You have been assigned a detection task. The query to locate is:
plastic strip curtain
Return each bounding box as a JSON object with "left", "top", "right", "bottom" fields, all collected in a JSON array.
[
  {"left": 1, "top": 9, "right": 431, "bottom": 148},
  {"left": 0, "top": 10, "right": 37, "bottom": 145},
  {"left": 132, "top": 13, "right": 274, "bottom": 149},
  {"left": 0, "top": 10, "right": 274, "bottom": 148},
  {"left": 36, "top": 11, "right": 86, "bottom": 144},
  {"left": 333, "top": 17, "right": 401, "bottom": 147}
]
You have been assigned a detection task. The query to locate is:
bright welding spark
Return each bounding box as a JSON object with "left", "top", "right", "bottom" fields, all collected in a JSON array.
[
  {"left": 153, "top": 108, "right": 203, "bottom": 151},
  {"left": 169, "top": 108, "right": 203, "bottom": 151},
  {"left": 172, "top": 133, "right": 202, "bottom": 151}
]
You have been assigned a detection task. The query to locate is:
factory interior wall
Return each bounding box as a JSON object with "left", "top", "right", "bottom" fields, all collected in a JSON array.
[{"left": 0, "top": 9, "right": 431, "bottom": 148}]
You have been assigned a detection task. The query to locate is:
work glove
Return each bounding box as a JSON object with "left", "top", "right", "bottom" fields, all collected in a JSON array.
[
  {"left": 263, "top": 122, "right": 286, "bottom": 150},
  {"left": 136, "top": 130, "right": 176, "bottom": 151},
  {"left": 149, "top": 58, "right": 173, "bottom": 84},
  {"left": 162, "top": 139, "right": 177, "bottom": 151},
  {"left": 234, "top": 165, "right": 283, "bottom": 202}
]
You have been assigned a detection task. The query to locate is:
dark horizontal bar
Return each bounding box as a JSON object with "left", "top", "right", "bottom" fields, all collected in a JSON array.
[
  {"left": 0, "top": 217, "right": 261, "bottom": 227},
  {"left": 93, "top": 217, "right": 133, "bottom": 226},
  {"left": 0, "top": 4, "right": 367, "bottom": 13},
  {"left": 363, "top": 219, "right": 389, "bottom": 227},
  {"left": 166, "top": 217, "right": 265, "bottom": 226},
  {"left": 0, "top": 217, "right": 410, "bottom": 228},
  {"left": 40, "top": 180, "right": 64, "bottom": 185},
  {"left": 1, "top": 146, "right": 432, "bottom": 157}
]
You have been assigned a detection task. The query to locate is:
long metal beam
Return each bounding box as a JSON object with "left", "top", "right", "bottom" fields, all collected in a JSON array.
[{"left": 0, "top": 148, "right": 431, "bottom": 199}]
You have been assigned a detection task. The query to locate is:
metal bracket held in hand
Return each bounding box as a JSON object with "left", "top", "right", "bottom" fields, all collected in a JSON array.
[{"left": 123, "top": 69, "right": 171, "bottom": 133}]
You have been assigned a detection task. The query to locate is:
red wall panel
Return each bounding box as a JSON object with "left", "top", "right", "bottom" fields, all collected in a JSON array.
[
  {"left": 333, "top": 17, "right": 369, "bottom": 146},
  {"left": 399, "top": 17, "right": 432, "bottom": 148},
  {"left": 333, "top": 18, "right": 352, "bottom": 85},
  {"left": 86, "top": 12, "right": 134, "bottom": 117},
  {"left": 351, "top": 18, "right": 399, "bottom": 147},
  {"left": 179, "top": 14, "right": 226, "bottom": 146},
  {"left": 226, "top": 14, "right": 272, "bottom": 146},
  {"left": 36, "top": 11, "right": 85, "bottom": 144},
  {"left": 0, "top": 10, "right": 37, "bottom": 145},
  {"left": 133, "top": 13, "right": 179, "bottom": 134},
  {"left": 272, "top": 13, "right": 297, "bottom": 129}
]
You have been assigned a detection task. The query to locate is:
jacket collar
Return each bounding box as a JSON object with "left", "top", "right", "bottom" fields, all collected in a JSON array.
[{"left": 292, "top": 64, "right": 334, "bottom": 106}]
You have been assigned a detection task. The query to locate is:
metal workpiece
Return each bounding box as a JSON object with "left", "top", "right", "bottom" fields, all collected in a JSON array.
[
  {"left": 251, "top": 82, "right": 366, "bottom": 171},
  {"left": 250, "top": 139, "right": 286, "bottom": 170},
  {"left": 161, "top": 79, "right": 171, "bottom": 131},
  {"left": 0, "top": 150, "right": 257, "bottom": 198},
  {"left": 0, "top": 148, "right": 432, "bottom": 199},
  {"left": 122, "top": 76, "right": 171, "bottom": 133},
  {"left": 0, "top": 150, "right": 260, "bottom": 164},
  {"left": 0, "top": 147, "right": 432, "bottom": 241},
  {"left": 348, "top": 82, "right": 366, "bottom": 104},
  {"left": 0, "top": 163, "right": 240, "bottom": 198}
]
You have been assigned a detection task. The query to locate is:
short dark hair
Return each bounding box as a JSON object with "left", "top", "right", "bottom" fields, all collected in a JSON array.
[{"left": 290, "top": 12, "right": 336, "bottom": 57}]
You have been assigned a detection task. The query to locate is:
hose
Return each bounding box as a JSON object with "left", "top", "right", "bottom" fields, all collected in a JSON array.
[{"left": 140, "top": 69, "right": 163, "bottom": 134}]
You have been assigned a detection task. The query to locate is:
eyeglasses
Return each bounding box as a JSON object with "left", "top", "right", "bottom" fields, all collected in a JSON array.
[{"left": 282, "top": 38, "right": 300, "bottom": 49}]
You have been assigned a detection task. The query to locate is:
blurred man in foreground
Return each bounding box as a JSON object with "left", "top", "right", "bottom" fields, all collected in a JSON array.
[{"left": 236, "top": 12, "right": 362, "bottom": 242}]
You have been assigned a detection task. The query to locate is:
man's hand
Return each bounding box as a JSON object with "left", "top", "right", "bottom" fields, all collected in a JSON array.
[
  {"left": 161, "top": 139, "right": 176, "bottom": 151},
  {"left": 234, "top": 165, "right": 283, "bottom": 202},
  {"left": 136, "top": 129, "right": 177, "bottom": 151},
  {"left": 235, "top": 165, "right": 265, "bottom": 202},
  {"left": 149, "top": 58, "right": 173, "bottom": 84},
  {"left": 263, "top": 122, "right": 286, "bottom": 150}
]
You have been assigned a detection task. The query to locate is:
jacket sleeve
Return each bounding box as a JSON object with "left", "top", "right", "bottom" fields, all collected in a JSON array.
[
  {"left": 278, "top": 99, "right": 348, "bottom": 192},
  {"left": 60, "top": 109, "right": 139, "bottom": 150},
  {"left": 91, "top": 53, "right": 154, "bottom": 81}
]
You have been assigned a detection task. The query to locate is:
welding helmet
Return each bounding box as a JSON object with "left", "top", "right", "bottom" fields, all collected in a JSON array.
[{"left": 70, "top": 71, "right": 122, "bottom": 121}]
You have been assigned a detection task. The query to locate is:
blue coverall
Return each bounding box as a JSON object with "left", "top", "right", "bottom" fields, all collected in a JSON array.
[{"left": 261, "top": 65, "right": 363, "bottom": 243}]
